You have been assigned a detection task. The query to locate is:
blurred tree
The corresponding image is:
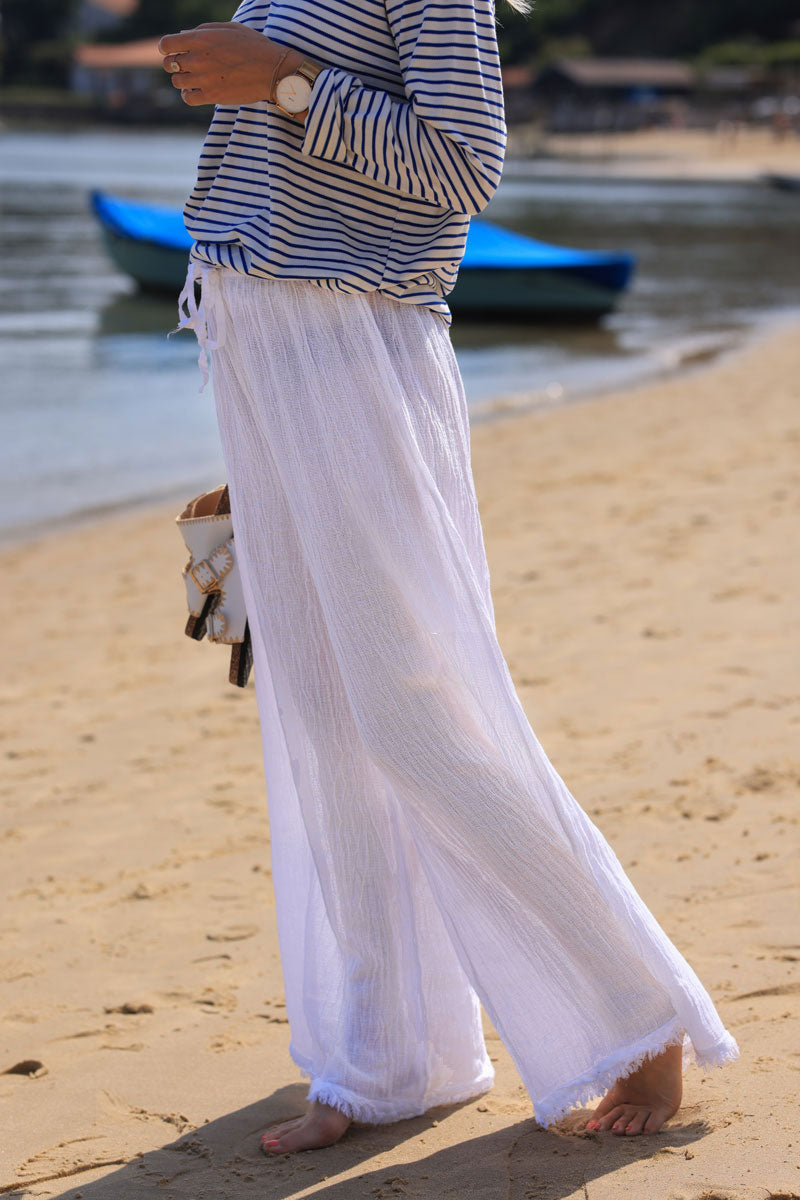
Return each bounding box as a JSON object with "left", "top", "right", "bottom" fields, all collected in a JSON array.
[
  {"left": 0, "top": 0, "right": 80, "bottom": 85},
  {"left": 1, "top": 0, "right": 797, "bottom": 90},
  {"left": 108, "top": 0, "right": 237, "bottom": 40},
  {"left": 495, "top": 0, "right": 799, "bottom": 64},
  {"left": 763, "top": 38, "right": 800, "bottom": 65}
]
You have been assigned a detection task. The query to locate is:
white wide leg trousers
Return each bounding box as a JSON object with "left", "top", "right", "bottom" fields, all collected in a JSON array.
[{"left": 176, "top": 262, "right": 739, "bottom": 1127}]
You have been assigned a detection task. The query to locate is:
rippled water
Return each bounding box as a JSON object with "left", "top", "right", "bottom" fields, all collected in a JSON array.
[{"left": 1, "top": 126, "right": 797, "bottom": 543}]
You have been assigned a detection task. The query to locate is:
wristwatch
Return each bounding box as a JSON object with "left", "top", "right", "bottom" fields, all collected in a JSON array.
[{"left": 273, "top": 58, "right": 324, "bottom": 118}]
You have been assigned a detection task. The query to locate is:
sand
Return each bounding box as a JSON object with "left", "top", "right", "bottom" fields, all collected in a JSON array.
[
  {"left": 507, "top": 124, "right": 800, "bottom": 181},
  {"left": 1, "top": 322, "right": 798, "bottom": 1199}
]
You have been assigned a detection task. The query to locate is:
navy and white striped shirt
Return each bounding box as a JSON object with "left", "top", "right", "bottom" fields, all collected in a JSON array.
[{"left": 182, "top": 0, "right": 507, "bottom": 325}]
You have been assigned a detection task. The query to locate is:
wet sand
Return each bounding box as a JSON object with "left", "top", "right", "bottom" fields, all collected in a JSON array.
[{"left": 1, "top": 322, "right": 798, "bottom": 1199}]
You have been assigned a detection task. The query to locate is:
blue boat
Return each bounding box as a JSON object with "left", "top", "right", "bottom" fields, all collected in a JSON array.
[
  {"left": 763, "top": 172, "right": 800, "bottom": 194},
  {"left": 89, "top": 188, "right": 635, "bottom": 319}
]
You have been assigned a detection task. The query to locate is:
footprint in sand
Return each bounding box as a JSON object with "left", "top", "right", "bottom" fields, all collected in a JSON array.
[
  {"left": 128, "top": 1105, "right": 193, "bottom": 1132},
  {"left": 194, "top": 987, "right": 238, "bottom": 1012},
  {"left": 372, "top": 1178, "right": 411, "bottom": 1198},
  {"left": 103, "top": 1002, "right": 154, "bottom": 1014},
  {"left": 703, "top": 756, "right": 735, "bottom": 773},
  {"left": 738, "top": 766, "right": 778, "bottom": 793},
  {"left": 730, "top": 982, "right": 800, "bottom": 1002},
  {"left": 762, "top": 944, "right": 800, "bottom": 963},
  {"left": 258, "top": 998, "right": 289, "bottom": 1024},
  {"left": 206, "top": 923, "right": 259, "bottom": 942}
]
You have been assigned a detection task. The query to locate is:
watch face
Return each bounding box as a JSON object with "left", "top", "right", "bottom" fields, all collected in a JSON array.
[{"left": 275, "top": 73, "right": 312, "bottom": 113}]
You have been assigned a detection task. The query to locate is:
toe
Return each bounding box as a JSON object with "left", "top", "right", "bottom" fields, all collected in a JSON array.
[
  {"left": 269, "top": 1123, "right": 336, "bottom": 1154},
  {"left": 585, "top": 1095, "right": 621, "bottom": 1129},
  {"left": 594, "top": 1105, "right": 627, "bottom": 1132},
  {"left": 261, "top": 1134, "right": 291, "bottom": 1154},
  {"left": 587, "top": 1095, "right": 619, "bottom": 1125},
  {"left": 610, "top": 1107, "right": 639, "bottom": 1135},
  {"left": 261, "top": 1116, "right": 303, "bottom": 1135},
  {"left": 262, "top": 1118, "right": 299, "bottom": 1137},
  {"left": 643, "top": 1107, "right": 671, "bottom": 1134},
  {"left": 276, "top": 1127, "right": 312, "bottom": 1153},
  {"left": 259, "top": 1111, "right": 351, "bottom": 1155},
  {"left": 260, "top": 1117, "right": 304, "bottom": 1148},
  {"left": 623, "top": 1109, "right": 650, "bottom": 1135}
]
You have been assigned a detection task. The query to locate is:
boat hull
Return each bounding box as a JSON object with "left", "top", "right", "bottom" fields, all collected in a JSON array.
[
  {"left": 98, "top": 227, "right": 191, "bottom": 294},
  {"left": 91, "top": 189, "right": 634, "bottom": 320},
  {"left": 100, "top": 228, "right": 619, "bottom": 319},
  {"left": 448, "top": 267, "right": 619, "bottom": 318},
  {"left": 763, "top": 172, "right": 800, "bottom": 193}
]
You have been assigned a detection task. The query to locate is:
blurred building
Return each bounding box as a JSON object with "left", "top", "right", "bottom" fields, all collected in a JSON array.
[
  {"left": 535, "top": 57, "right": 694, "bottom": 100},
  {"left": 70, "top": 38, "right": 179, "bottom": 114},
  {"left": 500, "top": 56, "right": 778, "bottom": 133},
  {"left": 501, "top": 64, "right": 537, "bottom": 123},
  {"left": 534, "top": 58, "right": 693, "bottom": 132},
  {"left": 76, "top": 0, "right": 139, "bottom": 36},
  {"left": 696, "top": 66, "right": 768, "bottom": 121}
]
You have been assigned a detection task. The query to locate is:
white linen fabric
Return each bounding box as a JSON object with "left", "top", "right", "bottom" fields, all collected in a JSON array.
[{"left": 175, "top": 260, "right": 740, "bottom": 1127}]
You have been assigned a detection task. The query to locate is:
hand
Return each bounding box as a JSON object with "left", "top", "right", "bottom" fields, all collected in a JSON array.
[{"left": 158, "top": 22, "right": 307, "bottom": 109}]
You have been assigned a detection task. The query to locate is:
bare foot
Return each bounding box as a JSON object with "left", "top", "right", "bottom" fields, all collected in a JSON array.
[
  {"left": 583, "top": 1042, "right": 683, "bottom": 1135},
  {"left": 260, "top": 1099, "right": 352, "bottom": 1154}
]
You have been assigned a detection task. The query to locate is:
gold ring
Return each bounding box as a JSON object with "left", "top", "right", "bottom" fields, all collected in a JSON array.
[{"left": 169, "top": 57, "right": 182, "bottom": 73}]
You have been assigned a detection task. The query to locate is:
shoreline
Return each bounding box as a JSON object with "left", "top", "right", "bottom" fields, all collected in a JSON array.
[
  {"left": 2, "top": 308, "right": 798, "bottom": 1197},
  {"left": 0, "top": 474, "right": 223, "bottom": 555},
  {"left": 506, "top": 125, "right": 800, "bottom": 182},
  {"left": 467, "top": 303, "right": 800, "bottom": 424},
  {"left": 4, "top": 114, "right": 799, "bottom": 182},
  {"left": 4, "top": 306, "right": 798, "bottom": 555}
]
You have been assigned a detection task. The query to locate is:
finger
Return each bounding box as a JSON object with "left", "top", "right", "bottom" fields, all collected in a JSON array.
[
  {"left": 171, "top": 70, "right": 195, "bottom": 87},
  {"left": 158, "top": 28, "right": 213, "bottom": 53},
  {"left": 162, "top": 54, "right": 188, "bottom": 76},
  {"left": 157, "top": 33, "right": 184, "bottom": 55},
  {"left": 181, "top": 88, "right": 209, "bottom": 106}
]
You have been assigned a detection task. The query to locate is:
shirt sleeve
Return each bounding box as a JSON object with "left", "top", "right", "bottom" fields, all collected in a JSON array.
[{"left": 298, "top": 0, "right": 506, "bottom": 216}]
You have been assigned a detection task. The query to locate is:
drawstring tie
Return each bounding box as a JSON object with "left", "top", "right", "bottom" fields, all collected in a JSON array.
[{"left": 168, "top": 260, "right": 227, "bottom": 393}]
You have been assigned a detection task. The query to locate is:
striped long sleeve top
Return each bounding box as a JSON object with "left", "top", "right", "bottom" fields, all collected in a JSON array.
[{"left": 182, "top": 0, "right": 507, "bottom": 325}]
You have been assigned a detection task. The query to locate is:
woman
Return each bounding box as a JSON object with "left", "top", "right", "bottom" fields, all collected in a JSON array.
[{"left": 160, "top": 0, "right": 739, "bottom": 1157}]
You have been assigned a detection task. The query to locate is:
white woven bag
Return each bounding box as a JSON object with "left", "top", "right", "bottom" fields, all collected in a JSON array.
[{"left": 175, "top": 484, "right": 252, "bottom": 686}]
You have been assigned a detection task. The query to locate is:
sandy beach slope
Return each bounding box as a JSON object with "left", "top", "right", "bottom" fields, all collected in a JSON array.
[
  {"left": 507, "top": 125, "right": 800, "bottom": 180},
  {"left": 1, "top": 323, "right": 798, "bottom": 1199}
]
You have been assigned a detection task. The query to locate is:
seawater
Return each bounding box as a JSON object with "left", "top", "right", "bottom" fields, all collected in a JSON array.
[{"left": 1, "top": 126, "right": 798, "bottom": 543}]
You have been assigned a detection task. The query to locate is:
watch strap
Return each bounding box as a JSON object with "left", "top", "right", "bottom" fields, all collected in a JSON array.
[{"left": 295, "top": 59, "right": 324, "bottom": 88}]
